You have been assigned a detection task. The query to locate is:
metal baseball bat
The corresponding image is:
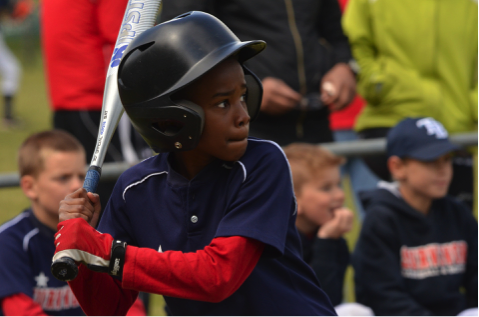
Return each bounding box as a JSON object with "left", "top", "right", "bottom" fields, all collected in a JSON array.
[{"left": 51, "top": 0, "right": 162, "bottom": 282}]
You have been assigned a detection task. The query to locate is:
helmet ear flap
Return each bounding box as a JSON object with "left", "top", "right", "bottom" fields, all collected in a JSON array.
[
  {"left": 174, "top": 99, "right": 205, "bottom": 133},
  {"left": 148, "top": 100, "right": 205, "bottom": 152},
  {"left": 243, "top": 66, "right": 263, "bottom": 121}
]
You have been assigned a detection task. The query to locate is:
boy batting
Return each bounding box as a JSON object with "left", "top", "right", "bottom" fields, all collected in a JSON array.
[{"left": 52, "top": 12, "right": 337, "bottom": 315}]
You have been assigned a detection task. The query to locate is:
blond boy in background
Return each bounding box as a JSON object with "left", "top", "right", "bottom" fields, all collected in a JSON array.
[
  {"left": 0, "top": 130, "right": 145, "bottom": 315},
  {"left": 284, "top": 143, "right": 373, "bottom": 316}
]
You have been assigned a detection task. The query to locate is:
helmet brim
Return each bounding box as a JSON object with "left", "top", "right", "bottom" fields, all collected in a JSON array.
[{"left": 162, "top": 40, "right": 266, "bottom": 97}]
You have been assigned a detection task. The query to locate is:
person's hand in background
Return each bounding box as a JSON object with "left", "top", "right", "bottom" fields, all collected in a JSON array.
[
  {"left": 321, "top": 63, "right": 356, "bottom": 111},
  {"left": 261, "top": 77, "right": 302, "bottom": 115}
]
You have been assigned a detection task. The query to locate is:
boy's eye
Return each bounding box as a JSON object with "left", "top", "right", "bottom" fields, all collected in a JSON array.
[
  {"left": 240, "top": 94, "right": 247, "bottom": 102},
  {"left": 218, "top": 101, "right": 227, "bottom": 108},
  {"left": 319, "top": 185, "right": 332, "bottom": 192},
  {"left": 57, "top": 175, "right": 70, "bottom": 182}
]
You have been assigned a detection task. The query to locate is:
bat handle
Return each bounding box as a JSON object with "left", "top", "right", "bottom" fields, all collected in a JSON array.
[
  {"left": 83, "top": 166, "right": 102, "bottom": 194},
  {"left": 51, "top": 166, "right": 103, "bottom": 281}
]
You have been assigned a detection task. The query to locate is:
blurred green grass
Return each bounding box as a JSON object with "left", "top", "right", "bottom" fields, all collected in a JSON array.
[
  {"left": 0, "top": 35, "right": 167, "bottom": 316},
  {"left": 0, "top": 41, "right": 48, "bottom": 223}
]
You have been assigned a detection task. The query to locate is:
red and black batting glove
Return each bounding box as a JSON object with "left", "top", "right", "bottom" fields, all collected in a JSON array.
[{"left": 53, "top": 218, "right": 127, "bottom": 278}]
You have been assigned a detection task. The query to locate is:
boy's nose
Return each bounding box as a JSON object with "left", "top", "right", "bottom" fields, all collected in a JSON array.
[
  {"left": 72, "top": 176, "right": 83, "bottom": 190},
  {"left": 235, "top": 102, "right": 250, "bottom": 128},
  {"left": 334, "top": 186, "right": 345, "bottom": 203},
  {"left": 435, "top": 159, "right": 452, "bottom": 174}
]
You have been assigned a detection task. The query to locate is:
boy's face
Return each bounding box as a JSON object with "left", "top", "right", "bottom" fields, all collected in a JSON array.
[
  {"left": 179, "top": 57, "right": 250, "bottom": 162},
  {"left": 391, "top": 153, "right": 453, "bottom": 199},
  {"left": 296, "top": 167, "right": 345, "bottom": 227},
  {"left": 22, "top": 150, "right": 86, "bottom": 220}
]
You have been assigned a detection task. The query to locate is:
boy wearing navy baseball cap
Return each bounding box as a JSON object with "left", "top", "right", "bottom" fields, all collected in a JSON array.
[
  {"left": 352, "top": 117, "right": 478, "bottom": 316},
  {"left": 50, "top": 12, "right": 336, "bottom": 316}
]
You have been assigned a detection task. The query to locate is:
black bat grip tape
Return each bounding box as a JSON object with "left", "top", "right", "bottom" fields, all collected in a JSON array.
[{"left": 51, "top": 166, "right": 101, "bottom": 281}]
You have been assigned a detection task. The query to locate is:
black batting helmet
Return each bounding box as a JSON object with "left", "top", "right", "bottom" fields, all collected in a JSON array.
[{"left": 117, "top": 11, "right": 266, "bottom": 153}]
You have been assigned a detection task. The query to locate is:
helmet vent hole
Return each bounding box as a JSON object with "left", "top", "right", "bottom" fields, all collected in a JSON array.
[
  {"left": 174, "top": 12, "right": 192, "bottom": 19},
  {"left": 138, "top": 41, "right": 154, "bottom": 52},
  {"left": 152, "top": 119, "right": 185, "bottom": 136}
]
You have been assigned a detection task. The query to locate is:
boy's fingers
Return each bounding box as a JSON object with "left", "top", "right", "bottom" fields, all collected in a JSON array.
[
  {"left": 86, "top": 192, "right": 99, "bottom": 202},
  {"left": 89, "top": 211, "right": 100, "bottom": 228},
  {"left": 59, "top": 212, "right": 91, "bottom": 223},
  {"left": 86, "top": 193, "right": 101, "bottom": 228},
  {"left": 65, "top": 187, "right": 87, "bottom": 200},
  {"left": 62, "top": 197, "right": 95, "bottom": 213},
  {"left": 60, "top": 204, "right": 94, "bottom": 219},
  {"left": 86, "top": 193, "right": 101, "bottom": 212}
]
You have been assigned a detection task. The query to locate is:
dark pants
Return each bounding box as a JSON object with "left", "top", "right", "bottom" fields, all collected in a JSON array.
[{"left": 359, "top": 127, "right": 474, "bottom": 210}]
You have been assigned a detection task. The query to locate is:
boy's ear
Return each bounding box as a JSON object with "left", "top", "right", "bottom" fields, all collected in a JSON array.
[
  {"left": 388, "top": 156, "right": 406, "bottom": 181},
  {"left": 20, "top": 175, "right": 38, "bottom": 200}
]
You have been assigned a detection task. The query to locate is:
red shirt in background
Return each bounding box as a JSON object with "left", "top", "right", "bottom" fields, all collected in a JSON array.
[{"left": 41, "top": 0, "right": 128, "bottom": 111}]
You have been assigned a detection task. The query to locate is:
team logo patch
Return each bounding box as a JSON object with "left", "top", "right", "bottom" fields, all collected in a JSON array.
[{"left": 400, "top": 241, "right": 467, "bottom": 279}]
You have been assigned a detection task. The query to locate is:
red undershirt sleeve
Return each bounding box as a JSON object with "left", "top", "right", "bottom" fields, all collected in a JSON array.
[
  {"left": 68, "top": 265, "right": 139, "bottom": 316},
  {"left": 122, "top": 236, "right": 264, "bottom": 303},
  {"left": 68, "top": 236, "right": 263, "bottom": 315},
  {"left": 1, "top": 293, "right": 48, "bottom": 316}
]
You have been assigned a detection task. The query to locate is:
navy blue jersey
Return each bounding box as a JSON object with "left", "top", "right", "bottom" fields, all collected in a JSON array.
[
  {"left": 98, "top": 138, "right": 336, "bottom": 315},
  {"left": 0, "top": 209, "right": 84, "bottom": 316}
]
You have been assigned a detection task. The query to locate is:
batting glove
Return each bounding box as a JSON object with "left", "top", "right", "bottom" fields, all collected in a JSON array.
[{"left": 53, "top": 218, "right": 127, "bottom": 278}]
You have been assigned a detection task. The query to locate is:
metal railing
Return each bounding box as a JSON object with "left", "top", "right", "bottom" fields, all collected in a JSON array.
[{"left": 0, "top": 132, "right": 476, "bottom": 188}]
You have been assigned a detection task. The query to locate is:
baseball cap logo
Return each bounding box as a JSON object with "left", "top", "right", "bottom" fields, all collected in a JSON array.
[{"left": 416, "top": 118, "right": 448, "bottom": 139}]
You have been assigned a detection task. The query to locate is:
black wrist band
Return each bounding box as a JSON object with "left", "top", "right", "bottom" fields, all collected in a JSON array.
[{"left": 109, "top": 240, "right": 127, "bottom": 278}]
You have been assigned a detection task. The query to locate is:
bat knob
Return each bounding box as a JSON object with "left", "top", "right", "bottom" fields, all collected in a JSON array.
[{"left": 51, "top": 257, "right": 79, "bottom": 281}]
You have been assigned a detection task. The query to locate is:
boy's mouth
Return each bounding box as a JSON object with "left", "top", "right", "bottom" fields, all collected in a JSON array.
[
  {"left": 434, "top": 180, "right": 449, "bottom": 187},
  {"left": 228, "top": 135, "right": 248, "bottom": 143}
]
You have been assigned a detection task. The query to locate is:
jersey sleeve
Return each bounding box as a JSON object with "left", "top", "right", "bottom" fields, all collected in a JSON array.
[
  {"left": 0, "top": 232, "right": 35, "bottom": 301},
  {"left": 215, "top": 141, "right": 296, "bottom": 257}
]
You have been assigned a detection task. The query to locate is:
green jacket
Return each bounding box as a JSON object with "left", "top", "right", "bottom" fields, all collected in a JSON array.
[{"left": 343, "top": 0, "right": 478, "bottom": 133}]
